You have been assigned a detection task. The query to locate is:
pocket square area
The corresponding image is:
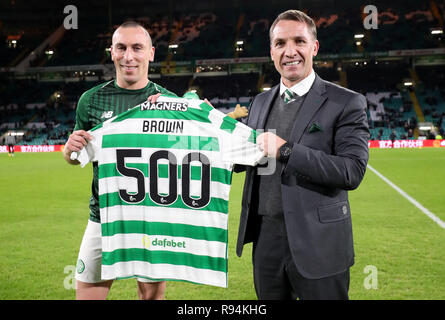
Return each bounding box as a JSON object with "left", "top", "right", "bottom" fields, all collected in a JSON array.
[{"left": 309, "top": 123, "right": 322, "bottom": 133}]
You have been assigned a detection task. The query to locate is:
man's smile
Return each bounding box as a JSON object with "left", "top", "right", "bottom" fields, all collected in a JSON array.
[
  {"left": 121, "top": 65, "right": 138, "bottom": 71},
  {"left": 283, "top": 60, "right": 302, "bottom": 66}
]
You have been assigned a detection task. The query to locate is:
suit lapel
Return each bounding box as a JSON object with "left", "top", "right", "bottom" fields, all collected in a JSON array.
[
  {"left": 255, "top": 85, "right": 279, "bottom": 129},
  {"left": 289, "top": 74, "right": 327, "bottom": 143}
]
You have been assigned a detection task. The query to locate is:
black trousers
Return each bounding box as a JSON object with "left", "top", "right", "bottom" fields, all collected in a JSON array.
[{"left": 252, "top": 214, "right": 350, "bottom": 300}]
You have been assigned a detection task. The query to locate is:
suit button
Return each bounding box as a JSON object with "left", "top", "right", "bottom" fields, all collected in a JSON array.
[{"left": 342, "top": 205, "right": 348, "bottom": 214}]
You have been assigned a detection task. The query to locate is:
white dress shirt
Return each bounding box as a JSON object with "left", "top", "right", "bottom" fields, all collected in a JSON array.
[{"left": 279, "top": 70, "right": 316, "bottom": 98}]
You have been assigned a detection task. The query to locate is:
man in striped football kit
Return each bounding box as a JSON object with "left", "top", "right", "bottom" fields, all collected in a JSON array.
[{"left": 63, "top": 21, "right": 176, "bottom": 300}]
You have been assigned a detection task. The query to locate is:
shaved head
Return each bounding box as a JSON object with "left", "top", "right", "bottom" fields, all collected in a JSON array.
[{"left": 112, "top": 21, "right": 152, "bottom": 47}]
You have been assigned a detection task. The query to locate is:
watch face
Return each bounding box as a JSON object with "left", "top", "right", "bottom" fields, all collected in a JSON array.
[
  {"left": 280, "top": 144, "right": 292, "bottom": 158},
  {"left": 282, "top": 147, "right": 292, "bottom": 156}
]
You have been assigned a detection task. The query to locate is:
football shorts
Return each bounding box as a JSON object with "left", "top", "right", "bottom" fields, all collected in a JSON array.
[{"left": 75, "top": 219, "right": 160, "bottom": 284}]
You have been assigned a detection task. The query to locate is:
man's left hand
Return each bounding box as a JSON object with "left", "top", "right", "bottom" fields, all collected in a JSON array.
[{"left": 257, "top": 132, "right": 286, "bottom": 158}]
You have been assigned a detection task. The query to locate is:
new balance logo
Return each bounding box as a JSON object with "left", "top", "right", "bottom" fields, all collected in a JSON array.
[{"left": 101, "top": 111, "right": 114, "bottom": 119}]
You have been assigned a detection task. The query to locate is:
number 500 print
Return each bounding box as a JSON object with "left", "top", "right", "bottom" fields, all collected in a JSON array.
[{"left": 116, "top": 149, "right": 211, "bottom": 209}]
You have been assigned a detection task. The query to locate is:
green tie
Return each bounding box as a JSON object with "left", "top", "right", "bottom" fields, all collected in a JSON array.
[{"left": 282, "top": 89, "right": 296, "bottom": 104}]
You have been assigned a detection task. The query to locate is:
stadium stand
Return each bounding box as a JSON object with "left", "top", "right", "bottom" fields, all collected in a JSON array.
[{"left": 1, "top": 0, "right": 445, "bottom": 146}]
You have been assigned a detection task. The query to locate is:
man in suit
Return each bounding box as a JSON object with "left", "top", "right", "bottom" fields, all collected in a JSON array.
[{"left": 236, "top": 10, "right": 370, "bottom": 300}]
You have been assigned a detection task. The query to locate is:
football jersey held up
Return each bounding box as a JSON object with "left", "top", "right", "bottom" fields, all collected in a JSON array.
[{"left": 73, "top": 96, "right": 263, "bottom": 287}]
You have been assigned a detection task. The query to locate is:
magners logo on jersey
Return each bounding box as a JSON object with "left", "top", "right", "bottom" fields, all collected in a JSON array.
[{"left": 140, "top": 100, "right": 188, "bottom": 112}]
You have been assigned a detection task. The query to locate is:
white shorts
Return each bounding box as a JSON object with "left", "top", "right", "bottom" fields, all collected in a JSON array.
[{"left": 75, "top": 220, "right": 158, "bottom": 284}]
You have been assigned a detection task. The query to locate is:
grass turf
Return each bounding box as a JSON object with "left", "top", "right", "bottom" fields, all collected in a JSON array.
[{"left": 0, "top": 148, "right": 444, "bottom": 299}]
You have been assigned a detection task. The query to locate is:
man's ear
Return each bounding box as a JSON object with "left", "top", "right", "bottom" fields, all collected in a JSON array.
[
  {"left": 149, "top": 46, "right": 155, "bottom": 62},
  {"left": 313, "top": 40, "right": 319, "bottom": 57}
]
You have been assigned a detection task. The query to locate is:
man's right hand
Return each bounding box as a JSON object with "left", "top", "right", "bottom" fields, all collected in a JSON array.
[
  {"left": 147, "top": 93, "right": 162, "bottom": 103},
  {"left": 63, "top": 130, "right": 92, "bottom": 164}
]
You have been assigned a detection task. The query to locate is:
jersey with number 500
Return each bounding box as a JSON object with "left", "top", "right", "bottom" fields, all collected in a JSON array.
[{"left": 75, "top": 96, "right": 263, "bottom": 288}]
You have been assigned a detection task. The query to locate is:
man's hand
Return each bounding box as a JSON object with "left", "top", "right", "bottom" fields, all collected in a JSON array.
[
  {"left": 63, "top": 130, "right": 92, "bottom": 164},
  {"left": 228, "top": 104, "right": 248, "bottom": 119},
  {"left": 257, "top": 132, "right": 286, "bottom": 158},
  {"left": 147, "top": 93, "right": 162, "bottom": 103}
]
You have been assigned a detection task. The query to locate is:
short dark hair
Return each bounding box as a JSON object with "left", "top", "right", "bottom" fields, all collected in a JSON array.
[{"left": 269, "top": 10, "right": 317, "bottom": 42}]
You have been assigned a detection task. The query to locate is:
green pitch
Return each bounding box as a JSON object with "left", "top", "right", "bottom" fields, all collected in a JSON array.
[{"left": 0, "top": 148, "right": 444, "bottom": 299}]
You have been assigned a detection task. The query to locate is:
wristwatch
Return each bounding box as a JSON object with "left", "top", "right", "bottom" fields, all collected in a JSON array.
[{"left": 278, "top": 142, "right": 293, "bottom": 162}]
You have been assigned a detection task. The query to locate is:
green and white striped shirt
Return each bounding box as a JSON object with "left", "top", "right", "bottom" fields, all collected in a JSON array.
[
  {"left": 74, "top": 80, "right": 176, "bottom": 223},
  {"left": 75, "top": 96, "right": 263, "bottom": 287}
]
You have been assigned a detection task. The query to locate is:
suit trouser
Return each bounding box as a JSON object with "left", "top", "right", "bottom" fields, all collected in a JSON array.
[{"left": 252, "top": 214, "right": 350, "bottom": 300}]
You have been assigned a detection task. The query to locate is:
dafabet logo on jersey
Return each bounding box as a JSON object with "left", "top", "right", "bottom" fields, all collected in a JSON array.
[{"left": 143, "top": 235, "right": 186, "bottom": 249}]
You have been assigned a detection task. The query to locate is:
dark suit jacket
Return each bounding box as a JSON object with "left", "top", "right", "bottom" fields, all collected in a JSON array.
[{"left": 236, "top": 74, "right": 370, "bottom": 279}]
